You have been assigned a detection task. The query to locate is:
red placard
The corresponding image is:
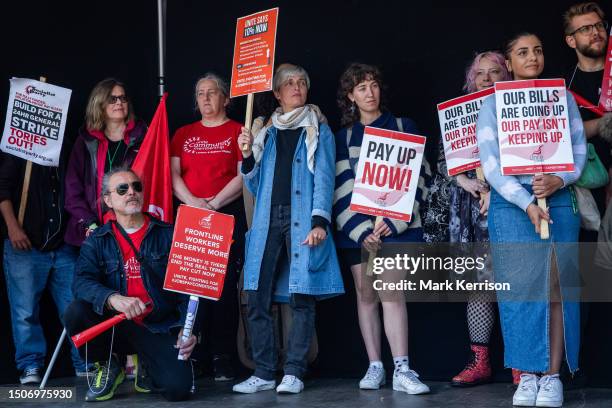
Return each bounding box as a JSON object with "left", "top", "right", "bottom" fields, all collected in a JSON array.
[
  {"left": 164, "top": 205, "right": 235, "bottom": 300},
  {"left": 600, "top": 28, "right": 612, "bottom": 111},
  {"left": 230, "top": 8, "right": 279, "bottom": 98}
]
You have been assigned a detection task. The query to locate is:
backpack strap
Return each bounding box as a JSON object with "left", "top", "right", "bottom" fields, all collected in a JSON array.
[{"left": 396, "top": 117, "right": 404, "bottom": 132}]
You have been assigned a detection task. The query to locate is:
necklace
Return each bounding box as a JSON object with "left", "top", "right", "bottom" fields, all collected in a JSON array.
[{"left": 106, "top": 141, "right": 124, "bottom": 170}]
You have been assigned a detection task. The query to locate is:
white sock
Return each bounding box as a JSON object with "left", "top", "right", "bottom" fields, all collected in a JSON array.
[
  {"left": 369, "top": 361, "right": 383, "bottom": 369},
  {"left": 393, "top": 356, "right": 409, "bottom": 370}
]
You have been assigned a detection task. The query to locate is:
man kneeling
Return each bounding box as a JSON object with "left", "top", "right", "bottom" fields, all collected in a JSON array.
[{"left": 64, "top": 168, "right": 196, "bottom": 402}]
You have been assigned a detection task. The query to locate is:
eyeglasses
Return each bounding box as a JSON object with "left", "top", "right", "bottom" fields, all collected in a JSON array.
[
  {"left": 569, "top": 21, "right": 608, "bottom": 36},
  {"left": 108, "top": 181, "right": 143, "bottom": 196},
  {"left": 108, "top": 94, "right": 128, "bottom": 104}
]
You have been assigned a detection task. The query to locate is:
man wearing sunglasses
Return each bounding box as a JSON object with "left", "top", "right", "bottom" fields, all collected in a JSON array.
[
  {"left": 564, "top": 2, "right": 612, "bottom": 214},
  {"left": 64, "top": 168, "right": 196, "bottom": 402}
]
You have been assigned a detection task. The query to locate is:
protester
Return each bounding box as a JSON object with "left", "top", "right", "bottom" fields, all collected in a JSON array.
[
  {"left": 64, "top": 168, "right": 196, "bottom": 402},
  {"left": 437, "top": 52, "right": 511, "bottom": 387},
  {"left": 476, "top": 33, "right": 586, "bottom": 407},
  {"left": 233, "top": 63, "right": 343, "bottom": 395},
  {"left": 562, "top": 2, "right": 612, "bottom": 389},
  {"left": 333, "top": 63, "right": 431, "bottom": 395},
  {"left": 170, "top": 73, "right": 246, "bottom": 381},
  {"left": 65, "top": 78, "right": 146, "bottom": 247},
  {"left": 564, "top": 2, "right": 612, "bottom": 215},
  {"left": 0, "top": 151, "right": 88, "bottom": 384}
]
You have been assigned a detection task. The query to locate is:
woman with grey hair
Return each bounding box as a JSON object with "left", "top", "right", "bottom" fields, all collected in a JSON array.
[
  {"left": 233, "top": 63, "right": 343, "bottom": 395},
  {"left": 170, "top": 73, "right": 247, "bottom": 382}
]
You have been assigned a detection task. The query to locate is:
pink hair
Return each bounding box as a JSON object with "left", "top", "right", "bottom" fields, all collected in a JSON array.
[{"left": 463, "top": 51, "right": 511, "bottom": 93}]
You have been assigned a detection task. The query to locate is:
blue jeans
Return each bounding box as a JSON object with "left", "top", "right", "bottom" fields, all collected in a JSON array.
[
  {"left": 246, "top": 205, "right": 316, "bottom": 380},
  {"left": 3, "top": 240, "right": 86, "bottom": 372}
]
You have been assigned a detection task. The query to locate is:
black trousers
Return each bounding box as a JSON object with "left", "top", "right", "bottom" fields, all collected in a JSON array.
[
  {"left": 199, "top": 198, "right": 246, "bottom": 357},
  {"left": 64, "top": 300, "right": 192, "bottom": 401}
]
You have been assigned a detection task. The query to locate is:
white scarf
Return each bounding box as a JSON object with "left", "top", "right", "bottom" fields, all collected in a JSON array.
[{"left": 252, "top": 104, "right": 327, "bottom": 174}]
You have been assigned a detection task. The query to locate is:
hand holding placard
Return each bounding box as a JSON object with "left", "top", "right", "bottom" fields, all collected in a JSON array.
[{"left": 494, "top": 79, "right": 574, "bottom": 240}]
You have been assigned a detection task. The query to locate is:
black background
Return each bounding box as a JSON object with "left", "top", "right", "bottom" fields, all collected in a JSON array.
[{"left": 1, "top": 0, "right": 611, "bottom": 385}]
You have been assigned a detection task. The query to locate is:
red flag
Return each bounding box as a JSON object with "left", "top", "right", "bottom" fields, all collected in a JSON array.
[{"left": 131, "top": 93, "right": 173, "bottom": 223}]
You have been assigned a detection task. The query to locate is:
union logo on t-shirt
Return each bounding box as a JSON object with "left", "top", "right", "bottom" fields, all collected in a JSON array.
[
  {"left": 184, "top": 136, "right": 233, "bottom": 154},
  {"left": 124, "top": 257, "right": 141, "bottom": 279}
]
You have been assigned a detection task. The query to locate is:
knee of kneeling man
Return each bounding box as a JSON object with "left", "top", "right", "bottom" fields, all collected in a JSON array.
[
  {"left": 63, "top": 300, "right": 89, "bottom": 332},
  {"left": 162, "top": 384, "right": 191, "bottom": 402}
]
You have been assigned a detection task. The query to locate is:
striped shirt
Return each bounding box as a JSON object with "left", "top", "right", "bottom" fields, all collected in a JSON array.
[{"left": 333, "top": 111, "right": 431, "bottom": 248}]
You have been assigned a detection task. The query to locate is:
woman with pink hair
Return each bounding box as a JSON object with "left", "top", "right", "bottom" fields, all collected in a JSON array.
[{"left": 437, "top": 52, "right": 512, "bottom": 387}]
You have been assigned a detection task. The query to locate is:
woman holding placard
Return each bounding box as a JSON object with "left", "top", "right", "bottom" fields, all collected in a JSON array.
[
  {"left": 439, "top": 52, "right": 511, "bottom": 387},
  {"left": 476, "top": 33, "right": 586, "bottom": 407},
  {"left": 234, "top": 63, "right": 343, "bottom": 395},
  {"left": 333, "top": 63, "right": 430, "bottom": 395},
  {"left": 170, "top": 73, "right": 247, "bottom": 382}
]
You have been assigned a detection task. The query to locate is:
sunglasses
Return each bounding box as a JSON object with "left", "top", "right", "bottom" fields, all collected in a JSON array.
[
  {"left": 108, "top": 94, "right": 128, "bottom": 104},
  {"left": 108, "top": 181, "right": 143, "bottom": 196}
]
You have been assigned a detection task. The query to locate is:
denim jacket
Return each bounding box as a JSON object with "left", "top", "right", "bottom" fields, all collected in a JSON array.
[
  {"left": 241, "top": 124, "right": 344, "bottom": 301},
  {"left": 73, "top": 215, "right": 189, "bottom": 334}
]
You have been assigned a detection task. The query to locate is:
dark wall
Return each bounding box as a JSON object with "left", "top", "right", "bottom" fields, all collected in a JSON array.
[{"left": 1, "top": 0, "right": 611, "bottom": 385}]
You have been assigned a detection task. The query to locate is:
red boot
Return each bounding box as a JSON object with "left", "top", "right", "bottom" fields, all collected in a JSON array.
[
  {"left": 512, "top": 368, "right": 522, "bottom": 385},
  {"left": 451, "top": 344, "right": 492, "bottom": 387}
]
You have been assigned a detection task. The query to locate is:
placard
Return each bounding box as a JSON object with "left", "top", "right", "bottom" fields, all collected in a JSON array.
[
  {"left": 600, "top": 28, "right": 612, "bottom": 111},
  {"left": 230, "top": 8, "right": 279, "bottom": 98},
  {"left": 437, "top": 88, "right": 493, "bottom": 175},
  {"left": 1, "top": 78, "right": 71, "bottom": 166},
  {"left": 349, "top": 126, "right": 426, "bottom": 222},
  {"left": 164, "top": 205, "right": 235, "bottom": 300},
  {"left": 494, "top": 79, "right": 574, "bottom": 175}
]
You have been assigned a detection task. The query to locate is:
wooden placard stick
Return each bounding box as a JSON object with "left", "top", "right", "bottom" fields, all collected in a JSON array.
[
  {"left": 17, "top": 76, "right": 46, "bottom": 226},
  {"left": 536, "top": 172, "right": 549, "bottom": 239},
  {"left": 365, "top": 215, "right": 384, "bottom": 276},
  {"left": 475, "top": 166, "right": 485, "bottom": 181},
  {"left": 241, "top": 93, "right": 254, "bottom": 151}
]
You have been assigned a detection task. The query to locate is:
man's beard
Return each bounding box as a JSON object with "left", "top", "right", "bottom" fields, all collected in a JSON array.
[
  {"left": 577, "top": 38, "right": 607, "bottom": 59},
  {"left": 123, "top": 200, "right": 143, "bottom": 215}
]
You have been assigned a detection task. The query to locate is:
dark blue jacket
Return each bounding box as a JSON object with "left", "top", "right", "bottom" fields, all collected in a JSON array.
[{"left": 73, "top": 215, "right": 189, "bottom": 334}]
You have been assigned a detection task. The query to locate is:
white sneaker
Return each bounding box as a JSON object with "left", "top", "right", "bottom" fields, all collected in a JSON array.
[
  {"left": 513, "top": 373, "right": 539, "bottom": 406},
  {"left": 392, "top": 366, "right": 430, "bottom": 395},
  {"left": 276, "top": 375, "right": 304, "bottom": 394},
  {"left": 359, "top": 365, "right": 386, "bottom": 389},
  {"left": 232, "top": 376, "right": 276, "bottom": 394},
  {"left": 536, "top": 374, "right": 563, "bottom": 407}
]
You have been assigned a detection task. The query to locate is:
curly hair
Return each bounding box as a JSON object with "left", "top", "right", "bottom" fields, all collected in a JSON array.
[{"left": 337, "top": 63, "right": 386, "bottom": 128}]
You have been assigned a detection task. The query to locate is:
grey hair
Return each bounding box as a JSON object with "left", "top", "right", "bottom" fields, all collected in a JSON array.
[
  {"left": 101, "top": 166, "right": 139, "bottom": 196},
  {"left": 194, "top": 73, "right": 230, "bottom": 98},
  {"left": 273, "top": 64, "right": 310, "bottom": 92}
]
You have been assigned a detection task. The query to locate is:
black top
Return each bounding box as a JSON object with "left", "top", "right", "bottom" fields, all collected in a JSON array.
[
  {"left": 271, "top": 128, "right": 301, "bottom": 205},
  {"left": 241, "top": 128, "right": 327, "bottom": 229},
  {"left": 105, "top": 139, "right": 128, "bottom": 173},
  {"left": 566, "top": 67, "right": 610, "bottom": 214},
  {"left": 0, "top": 152, "right": 66, "bottom": 251}
]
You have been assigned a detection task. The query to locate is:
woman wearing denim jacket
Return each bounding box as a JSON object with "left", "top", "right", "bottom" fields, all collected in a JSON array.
[
  {"left": 476, "top": 33, "right": 586, "bottom": 408},
  {"left": 232, "top": 64, "right": 343, "bottom": 395}
]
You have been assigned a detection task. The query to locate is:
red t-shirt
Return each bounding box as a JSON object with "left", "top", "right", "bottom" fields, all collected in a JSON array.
[
  {"left": 170, "top": 120, "right": 243, "bottom": 199},
  {"left": 112, "top": 218, "right": 152, "bottom": 325}
]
